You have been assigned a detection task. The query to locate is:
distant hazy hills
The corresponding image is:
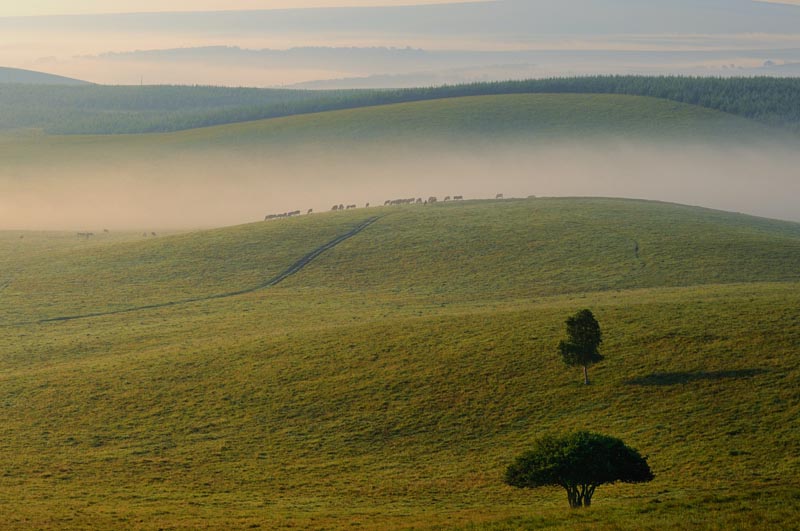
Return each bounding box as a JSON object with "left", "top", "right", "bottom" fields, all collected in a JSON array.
[
  {"left": 0, "top": 67, "right": 89, "bottom": 86},
  {"left": 5, "top": 1, "right": 800, "bottom": 86}
]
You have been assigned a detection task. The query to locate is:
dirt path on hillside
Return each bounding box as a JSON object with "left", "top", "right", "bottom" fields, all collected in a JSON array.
[{"left": 11, "top": 215, "right": 383, "bottom": 326}]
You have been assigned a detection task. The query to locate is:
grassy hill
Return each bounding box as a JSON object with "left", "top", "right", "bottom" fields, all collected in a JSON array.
[
  {"left": 0, "top": 93, "right": 781, "bottom": 165},
  {"left": 0, "top": 198, "right": 798, "bottom": 529},
  {"left": 0, "top": 66, "right": 89, "bottom": 86},
  {"left": 6, "top": 91, "right": 798, "bottom": 230},
  {"left": 1, "top": 76, "right": 799, "bottom": 135}
]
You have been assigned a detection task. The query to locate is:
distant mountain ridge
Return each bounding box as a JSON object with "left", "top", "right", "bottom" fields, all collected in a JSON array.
[{"left": 0, "top": 67, "right": 89, "bottom": 85}]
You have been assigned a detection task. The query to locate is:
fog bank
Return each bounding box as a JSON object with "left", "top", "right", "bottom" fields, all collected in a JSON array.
[{"left": 1, "top": 139, "right": 798, "bottom": 230}]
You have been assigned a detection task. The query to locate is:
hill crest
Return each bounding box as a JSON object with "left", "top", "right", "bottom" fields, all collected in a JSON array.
[{"left": 0, "top": 66, "right": 89, "bottom": 85}]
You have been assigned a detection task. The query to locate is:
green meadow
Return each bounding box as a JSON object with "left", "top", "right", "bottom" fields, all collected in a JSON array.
[
  {"left": 0, "top": 94, "right": 780, "bottom": 168},
  {"left": 1, "top": 197, "right": 798, "bottom": 529}
]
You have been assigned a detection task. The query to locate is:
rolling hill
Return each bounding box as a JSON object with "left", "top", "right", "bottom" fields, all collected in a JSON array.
[
  {"left": 1, "top": 77, "right": 799, "bottom": 135},
  {"left": 0, "top": 198, "right": 798, "bottom": 529},
  {"left": 3, "top": 92, "right": 798, "bottom": 228},
  {"left": 0, "top": 66, "right": 89, "bottom": 86},
  {"left": 0, "top": 93, "right": 781, "bottom": 164}
]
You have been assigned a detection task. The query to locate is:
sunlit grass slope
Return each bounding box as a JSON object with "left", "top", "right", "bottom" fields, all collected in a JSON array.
[
  {"left": 3, "top": 198, "right": 799, "bottom": 323},
  {"left": 0, "top": 198, "right": 798, "bottom": 529}
]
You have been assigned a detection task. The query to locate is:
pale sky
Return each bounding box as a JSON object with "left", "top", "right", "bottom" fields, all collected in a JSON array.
[
  {"left": 0, "top": 0, "right": 797, "bottom": 17},
  {"left": 0, "top": 0, "right": 484, "bottom": 17}
]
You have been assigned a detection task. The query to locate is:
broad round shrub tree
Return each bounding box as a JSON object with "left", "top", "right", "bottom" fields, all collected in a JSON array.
[{"left": 505, "top": 431, "right": 654, "bottom": 508}]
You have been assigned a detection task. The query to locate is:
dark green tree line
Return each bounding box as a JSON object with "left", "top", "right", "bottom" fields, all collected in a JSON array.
[{"left": 2, "top": 76, "right": 799, "bottom": 134}]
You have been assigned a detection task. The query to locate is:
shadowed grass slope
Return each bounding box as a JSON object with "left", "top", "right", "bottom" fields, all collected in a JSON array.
[
  {"left": 0, "top": 198, "right": 798, "bottom": 529},
  {"left": 0, "top": 94, "right": 784, "bottom": 170}
]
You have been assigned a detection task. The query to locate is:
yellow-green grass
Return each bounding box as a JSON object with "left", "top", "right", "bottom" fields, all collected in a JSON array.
[
  {"left": 3, "top": 198, "right": 799, "bottom": 324},
  {"left": 0, "top": 198, "right": 798, "bottom": 529}
]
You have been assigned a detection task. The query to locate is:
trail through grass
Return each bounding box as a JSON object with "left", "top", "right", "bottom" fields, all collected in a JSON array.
[{"left": 0, "top": 198, "right": 798, "bottom": 529}]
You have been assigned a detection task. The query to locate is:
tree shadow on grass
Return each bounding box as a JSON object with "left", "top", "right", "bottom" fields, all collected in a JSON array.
[{"left": 626, "top": 369, "right": 768, "bottom": 386}]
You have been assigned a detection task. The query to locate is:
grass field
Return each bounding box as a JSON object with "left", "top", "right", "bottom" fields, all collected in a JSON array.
[
  {"left": 0, "top": 198, "right": 798, "bottom": 529},
  {"left": 0, "top": 94, "right": 780, "bottom": 166}
]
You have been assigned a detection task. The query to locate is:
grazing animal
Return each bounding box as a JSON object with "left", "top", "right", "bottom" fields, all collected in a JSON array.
[
  {"left": 416, "top": 198, "right": 423, "bottom": 204},
  {"left": 454, "top": 195, "right": 463, "bottom": 200},
  {"left": 444, "top": 196, "right": 451, "bottom": 202},
  {"left": 151, "top": 232, "right": 157, "bottom": 237},
  {"left": 308, "top": 209, "right": 314, "bottom": 214},
  {"left": 496, "top": 193, "right": 504, "bottom": 199},
  {"left": 365, "top": 203, "right": 370, "bottom": 208},
  {"left": 428, "top": 196, "right": 438, "bottom": 203},
  {"left": 386, "top": 198, "right": 417, "bottom": 206}
]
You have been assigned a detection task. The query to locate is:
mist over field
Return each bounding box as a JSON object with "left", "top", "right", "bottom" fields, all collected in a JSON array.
[{"left": 1, "top": 138, "right": 798, "bottom": 230}]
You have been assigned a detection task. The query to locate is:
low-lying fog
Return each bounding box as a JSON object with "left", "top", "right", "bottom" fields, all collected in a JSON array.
[{"left": 1, "top": 139, "right": 799, "bottom": 230}]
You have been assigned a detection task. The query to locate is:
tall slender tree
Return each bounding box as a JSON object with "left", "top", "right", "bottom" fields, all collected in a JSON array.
[{"left": 558, "top": 309, "right": 603, "bottom": 385}]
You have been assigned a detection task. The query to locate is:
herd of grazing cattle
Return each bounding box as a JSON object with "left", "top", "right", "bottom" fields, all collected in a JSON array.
[
  {"left": 264, "top": 194, "right": 510, "bottom": 222},
  {"left": 264, "top": 210, "right": 302, "bottom": 221}
]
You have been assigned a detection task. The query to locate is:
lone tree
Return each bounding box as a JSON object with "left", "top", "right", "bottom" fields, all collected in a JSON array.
[
  {"left": 558, "top": 309, "right": 603, "bottom": 385},
  {"left": 504, "top": 431, "right": 654, "bottom": 508}
]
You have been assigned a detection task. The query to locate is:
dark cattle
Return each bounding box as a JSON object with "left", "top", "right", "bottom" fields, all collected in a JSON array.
[
  {"left": 151, "top": 232, "right": 157, "bottom": 236},
  {"left": 339, "top": 204, "right": 345, "bottom": 210},
  {"left": 308, "top": 209, "right": 314, "bottom": 214},
  {"left": 496, "top": 193, "right": 504, "bottom": 199},
  {"left": 416, "top": 198, "right": 423, "bottom": 204},
  {"left": 387, "top": 198, "right": 417, "bottom": 206},
  {"left": 332, "top": 205, "right": 339, "bottom": 211},
  {"left": 384, "top": 200, "right": 391, "bottom": 206},
  {"left": 454, "top": 196, "right": 463, "bottom": 200},
  {"left": 365, "top": 203, "right": 370, "bottom": 208},
  {"left": 428, "top": 196, "right": 438, "bottom": 203}
]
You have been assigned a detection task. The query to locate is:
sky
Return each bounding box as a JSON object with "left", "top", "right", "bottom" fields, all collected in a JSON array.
[
  {"left": 0, "top": 0, "right": 483, "bottom": 17},
  {"left": 0, "top": 0, "right": 797, "bottom": 18}
]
